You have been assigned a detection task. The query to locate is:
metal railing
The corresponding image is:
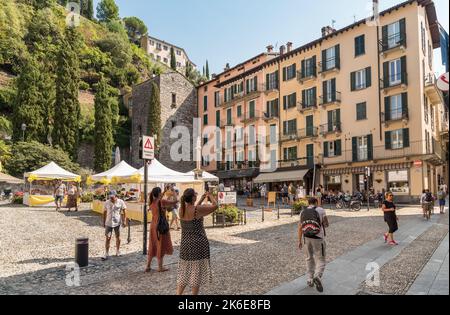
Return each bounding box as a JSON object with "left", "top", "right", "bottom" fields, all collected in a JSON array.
[
  {"left": 320, "top": 91, "right": 342, "bottom": 106},
  {"left": 381, "top": 72, "right": 408, "bottom": 89},
  {"left": 298, "top": 127, "right": 319, "bottom": 139},
  {"left": 297, "top": 67, "right": 317, "bottom": 82},
  {"left": 241, "top": 110, "right": 262, "bottom": 123},
  {"left": 262, "top": 111, "right": 279, "bottom": 120},
  {"left": 297, "top": 101, "right": 318, "bottom": 112},
  {"left": 262, "top": 82, "right": 279, "bottom": 92},
  {"left": 320, "top": 122, "right": 342, "bottom": 135},
  {"left": 381, "top": 109, "right": 409, "bottom": 123},
  {"left": 379, "top": 33, "right": 406, "bottom": 52},
  {"left": 318, "top": 57, "right": 340, "bottom": 73}
]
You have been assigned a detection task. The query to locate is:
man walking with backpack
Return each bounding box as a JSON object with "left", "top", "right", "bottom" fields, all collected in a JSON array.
[
  {"left": 421, "top": 189, "right": 435, "bottom": 220},
  {"left": 298, "top": 197, "right": 329, "bottom": 293}
]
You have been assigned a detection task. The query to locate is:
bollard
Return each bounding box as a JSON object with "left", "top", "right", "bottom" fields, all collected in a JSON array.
[
  {"left": 244, "top": 209, "right": 247, "bottom": 225},
  {"left": 75, "top": 237, "right": 89, "bottom": 268},
  {"left": 262, "top": 206, "right": 265, "bottom": 222},
  {"left": 277, "top": 206, "right": 280, "bottom": 220}
]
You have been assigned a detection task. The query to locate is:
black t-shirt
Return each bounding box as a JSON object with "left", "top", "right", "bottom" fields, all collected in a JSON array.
[{"left": 383, "top": 200, "right": 396, "bottom": 216}]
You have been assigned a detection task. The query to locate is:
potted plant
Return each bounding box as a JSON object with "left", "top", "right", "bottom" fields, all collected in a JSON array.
[
  {"left": 215, "top": 205, "right": 240, "bottom": 225},
  {"left": 292, "top": 198, "right": 309, "bottom": 215},
  {"left": 12, "top": 192, "right": 24, "bottom": 205}
]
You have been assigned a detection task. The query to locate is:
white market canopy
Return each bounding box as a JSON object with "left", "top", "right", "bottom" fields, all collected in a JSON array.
[
  {"left": 185, "top": 170, "right": 219, "bottom": 182},
  {"left": 132, "top": 159, "right": 199, "bottom": 184},
  {"left": 88, "top": 161, "right": 138, "bottom": 185},
  {"left": 0, "top": 172, "right": 22, "bottom": 184},
  {"left": 24, "top": 162, "right": 81, "bottom": 183}
]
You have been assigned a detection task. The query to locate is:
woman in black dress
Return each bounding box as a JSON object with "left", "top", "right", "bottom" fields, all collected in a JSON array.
[
  {"left": 382, "top": 192, "right": 399, "bottom": 246},
  {"left": 176, "top": 189, "right": 218, "bottom": 295}
]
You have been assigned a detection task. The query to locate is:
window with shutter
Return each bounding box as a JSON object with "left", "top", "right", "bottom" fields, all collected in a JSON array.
[{"left": 356, "top": 102, "right": 367, "bottom": 120}]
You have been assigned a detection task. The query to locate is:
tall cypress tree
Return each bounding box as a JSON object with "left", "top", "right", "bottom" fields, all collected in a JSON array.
[
  {"left": 205, "top": 60, "right": 210, "bottom": 79},
  {"left": 170, "top": 47, "right": 177, "bottom": 70},
  {"left": 94, "top": 77, "right": 113, "bottom": 172},
  {"left": 86, "top": 0, "right": 94, "bottom": 19},
  {"left": 53, "top": 27, "right": 81, "bottom": 160},
  {"left": 12, "top": 57, "right": 48, "bottom": 143},
  {"left": 148, "top": 81, "right": 161, "bottom": 147}
]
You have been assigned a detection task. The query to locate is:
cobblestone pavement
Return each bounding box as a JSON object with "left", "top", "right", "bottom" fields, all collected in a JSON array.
[{"left": 0, "top": 203, "right": 443, "bottom": 295}]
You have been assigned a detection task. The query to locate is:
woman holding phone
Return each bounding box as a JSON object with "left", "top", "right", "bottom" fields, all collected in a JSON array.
[
  {"left": 382, "top": 192, "right": 399, "bottom": 246},
  {"left": 176, "top": 189, "right": 218, "bottom": 295}
]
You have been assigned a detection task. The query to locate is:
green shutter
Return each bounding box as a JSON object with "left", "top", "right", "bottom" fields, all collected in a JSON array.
[
  {"left": 399, "top": 18, "right": 406, "bottom": 46},
  {"left": 401, "top": 56, "right": 407, "bottom": 85},
  {"left": 301, "top": 60, "right": 305, "bottom": 78},
  {"left": 302, "top": 90, "right": 306, "bottom": 107},
  {"left": 254, "top": 76, "right": 258, "bottom": 91},
  {"left": 403, "top": 128, "right": 410, "bottom": 148},
  {"left": 335, "top": 45, "right": 340, "bottom": 69},
  {"left": 335, "top": 140, "right": 342, "bottom": 156},
  {"left": 323, "top": 81, "right": 328, "bottom": 102},
  {"left": 321, "top": 49, "right": 327, "bottom": 72},
  {"left": 384, "top": 96, "right": 391, "bottom": 121},
  {"left": 366, "top": 67, "right": 372, "bottom": 88},
  {"left": 275, "top": 70, "right": 279, "bottom": 88},
  {"left": 266, "top": 101, "right": 270, "bottom": 115},
  {"left": 352, "top": 137, "right": 358, "bottom": 162},
  {"left": 307, "top": 144, "right": 314, "bottom": 167},
  {"left": 312, "top": 87, "right": 317, "bottom": 106},
  {"left": 283, "top": 67, "right": 287, "bottom": 81},
  {"left": 266, "top": 74, "right": 270, "bottom": 90},
  {"left": 327, "top": 111, "right": 333, "bottom": 132},
  {"left": 324, "top": 142, "right": 329, "bottom": 158},
  {"left": 383, "top": 61, "right": 389, "bottom": 88},
  {"left": 283, "top": 95, "right": 287, "bottom": 110},
  {"left": 312, "top": 56, "right": 317, "bottom": 76},
  {"left": 306, "top": 115, "right": 313, "bottom": 136},
  {"left": 246, "top": 80, "right": 250, "bottom": 94},
  {"left": 382, "top": 25, "right": 388, "bottom": 50},
  {"left": 402, "top": 93, "right": 408, "bottom": 118},
  {"left": 216, "top": 111, "right": 220, "bottom": 127},
  {"left": 331, "top": 78, "right": 336, "bottom": 101},
  {"left": 351, "top": 71, "right": 356, "bottom": 91},
  {"left": 367, "top": 134, "right": 373, "bottom": 160},
  {"left": 283, "top": 121, "right": 287, "bottom": 135},
  {"left": 385, "top": 131, "right": 392, "bottom": 150},
  {"left": 336, "top": 109, "right": 341, "bottom": 126}
]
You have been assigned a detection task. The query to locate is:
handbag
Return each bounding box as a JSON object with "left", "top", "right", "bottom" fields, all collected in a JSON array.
[{"left": 157, "top": 201, "right": 170, "bottom": 240}]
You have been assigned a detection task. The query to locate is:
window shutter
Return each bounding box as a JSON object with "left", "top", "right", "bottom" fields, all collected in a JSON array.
[
  {"left": 403, "top": 129, "right": 410, "bottom": 148},
  {"left": 336, "top": 109, "right": 341, "bottom": 126},
  {"left": 283, "top": 67, "right": 287, "bottom": 81},
  {"left": 321, "top": 49, "right": 327, "bottom": 72},
  {"left": 254, "top": 76, "right": 258, "bottom": 91},
  {"left": 352, "top": 137, "right": 358, "bottom": 162},
  {"left": 301, "top": 60, "right": 305, "bottom": 78},
  {"left": 366, "top": 67, "right": 372, "bottom": 88},
  {"left": 331, "top": 78, "right": 336, "bottom": 101},
  {"left": 382, "top": 25, "right": 388, "bottom": 49},
  {"left": 351, "top": 71, "right": 356, "bottom": 91},
  {"left": 312, "top": 87, "right": 317, "bottom": 106},
  {"left": 246, "top": 80, "right": 250, "bottom": 94},
  {"left": 293, "top": 92, "right": 297, "bottom": 107},
  {"left": 335, "top": 45, "right": 340, "bottom": 69},
  {"left": 266, "top": 101, "right": 270, "bottom": 115},
  {"left": 401, "top": 56, "right": 407, "bottom": 85},
  {"left": 385, "top": 131, "right": 392, "bottom": 150},
  {"left": 324, "top": 142, "right": 329, "bottom": 158},
  {"left": 293, "top": 63, "right": 297, "bottom": 76},
  {"left": 367, "top": 134, "right": 373, "bottom": 160},
  {"left": 402, "top": 92, "right": 408, "bottom": 118},
  {"left": 283, "top": 95, "right": 287, "bottom": 110},
  {"left": 327, "top": 111, "right": 333, "bottom": 132},
  {"left": 335, "top": 140, "right": 342, "bottom": 156},
  {"left": 323, "top": 81, "right": 328, "bottom": 102},
  {"left": 399, "top": 18, "right": 406, "bottom": 46},
  {"left": 266, "top": 74, "right": 270, "bottom": 90},
  {"left": 283, "top": 121, "right": 287, "bottom": 135},
  {"left": 275, "top": 70, "right": 279, "bottom": 88},
  {"left": 302, "top": 90, "right": 306, "bottom": 107},
  {"left": 354, "top": 36, "right": 359, "bottom": 56},
  {"left": 306, "top": 115, "right": 313, "bottom": 129},
  {"left": 384, "top": 96, "right": 391, "bottom": 121},
  {"left": 240, "top": 81, "right": 244, "bottom": 92},
  {"left": 312, "top": 56, "right": 317, "bottom": 76},
  {"left": 383, "top": 61, "right": 389, "bottom": 88}
]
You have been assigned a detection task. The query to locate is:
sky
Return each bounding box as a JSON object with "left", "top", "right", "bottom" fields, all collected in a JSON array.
[{"left": 93, "top": 0, "right": 449, "bottom": 75}]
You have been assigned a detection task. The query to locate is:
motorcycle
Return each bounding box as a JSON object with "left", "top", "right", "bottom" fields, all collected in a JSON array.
[{"left": 335, "top": 194, "right": 362, "bottom": 211}]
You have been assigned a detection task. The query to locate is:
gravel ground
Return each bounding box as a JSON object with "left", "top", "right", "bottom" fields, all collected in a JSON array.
[{"left": 359, "top": 213, "right": 449, "bottom": 295}]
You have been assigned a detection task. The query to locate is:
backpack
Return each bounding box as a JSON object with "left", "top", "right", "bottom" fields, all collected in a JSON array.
[
  {"left": 300, "top": 207, "right": 322, "bottom": 238},
  {"left": 425, "top": 192, "right": 433, "bottom": 203},
  {"left": 157, "top": 201, "right": 170, "bottom": 240}
]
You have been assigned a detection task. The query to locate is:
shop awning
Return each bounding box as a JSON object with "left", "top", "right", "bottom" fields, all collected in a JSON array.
[
  {"left": 254, "top": 169, "right": 310, "bottom": 184},
  {"left": 0, "top": 172, "right": 22, "bottom": 184},
  {"left": 216, "top": 168, "right": 259, "bottom": 180}
]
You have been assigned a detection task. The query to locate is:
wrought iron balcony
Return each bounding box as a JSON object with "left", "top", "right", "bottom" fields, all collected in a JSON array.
[{"left": 320, "top": 91, "right": 342, "bottom": 106}]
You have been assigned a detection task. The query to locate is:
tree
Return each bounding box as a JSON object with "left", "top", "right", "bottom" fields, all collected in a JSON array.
[
  {"left": 53, "top": 27, "right": 81, "bottom": 160},
  {"left": 85, "top": 0, "right": 94, "bottom": 20},
  {"left": 123, "top": 17, "right": 148, "bottom": 45},
  {"left": 12, "top": 57, "right": 49, "bottom": 143},
  {"left": 205, "top": 60, "right": 210, "bottom": 79},
  {"left": 94, "top": 77, "right": 113, "bottom": 172},
  {"left": 170, "top": 47, "right": 176, "bottom": 70},
  {"left": 148, "top": 81, "right": 161, "bottom": 147},
  {"left": 4, "top": 141, "right": 80, "bottom": 178},
  {"left": 96, "top": 0, "right": 119, "bottom": 22}
]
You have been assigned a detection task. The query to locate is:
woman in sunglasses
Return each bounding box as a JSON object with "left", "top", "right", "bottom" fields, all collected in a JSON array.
[{"left": 382, "top": 192, "right": 399, "bottom": 246}]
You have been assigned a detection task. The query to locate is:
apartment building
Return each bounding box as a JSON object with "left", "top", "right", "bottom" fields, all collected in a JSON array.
[
  {"left": 198, "top": 0, "right": 447, "bottom": 203},
  {"left": 141, "top": 35, "right": 195, "bottom": 71}
]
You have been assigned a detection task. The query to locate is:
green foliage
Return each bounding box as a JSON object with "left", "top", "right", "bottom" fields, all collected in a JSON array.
[
  {"left": 81, "top": 192, "right": 94, "bottom": 203},
  {"left": 148, "top": 81, "right": 161, "bottom": 146},
  {"left": 79, "top": 105, "right": 95, "bottom": 143},
  {"left": 170, "top": 47, "right": 176, "bottom": 70},
  {"left": 96, "top": 0, "right": 119, "bottom": 22},
  {"left": 293, "top": 199, "right": 308, "bottom": 214},
  {"left": 53, "top": 27, "right": 82, "bottom": 160},
  {"left": 0, "top": 115, "right": 12, "bottom": 136},
  {"left": 123, "top": 16, "right": 147, "bottom": 45},
  {"left": 205, "top": 60, "right": 210, "bottom": 79},
  {"left": 0, "top": 87, "right": 16, "bottom": 114},
  {"left": 4, "top": 141, "right": 80, "bottom": 178},
  {"left": 216, "top": 205, "right": 240, "bottom": 223},
  {"left": 94, "top": 76, "right": 113, "bottom": 172},
  {"left": 0, "top": 139, "right": 11, "bottom": 168}
]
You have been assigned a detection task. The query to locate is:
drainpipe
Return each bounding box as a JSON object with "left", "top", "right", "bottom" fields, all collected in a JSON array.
[{"left": 374, "top": 0, "right": 383, "bottom": 141}]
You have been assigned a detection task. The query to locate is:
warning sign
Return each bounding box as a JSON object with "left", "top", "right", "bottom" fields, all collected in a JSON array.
[{"left": 142, "top": 136, "right": 155, "bottom": 160}]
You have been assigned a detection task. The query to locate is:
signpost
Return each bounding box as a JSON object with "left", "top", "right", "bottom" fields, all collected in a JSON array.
[
  {"left": 141, "top": 136, "right": 155, "bottom": 255},
  {"left": 365, "top": 167, "right": 371, "bottom": 212}
]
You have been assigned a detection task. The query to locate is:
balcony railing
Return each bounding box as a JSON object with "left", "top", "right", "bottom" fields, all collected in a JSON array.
[
  {"left": 320, "top": 122, "right": 342, "bottom": 135},
  {"left": 217, "top": 161, "right": 261, "bottom": 171},
  {"left": 241, "top": 110, "right": 262, "bottom": 123},
  {"left": 297, "top": 101, "right": 318, "bottom": 113},
  {"left": 318, "top": 57, "right": 340, "bottom": 73},
  {"left": 320, "top": 91, "right": 342, "bottom": 106},
  {"left": 381, "top": 72, "right": 408, "bottom": 89},
  {"left": 298, "top": 127, "right": 319, "bottom": 139},
  {"left": 381, "top": 109, "right": 409, "bottom": 124},
  {"left": 379, "top": 33, "right": 407, "bottom": 53},
  {"left": 297, "top": 67, "right": 317, "bottom": 82},
  {"left": 262, "top": 82, "right": 279, "bottom": 93},
  {"left": 280, "top": 131, "right": 299, "bottom": 142},
  {"left": 263, "top": 111, "right": 279, "bottom": 120},
  {"left": 220, "top": 119, "right": 235, "bottom": 127}
]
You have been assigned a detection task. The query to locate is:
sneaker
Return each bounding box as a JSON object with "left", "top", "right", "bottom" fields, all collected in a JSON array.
[
  {"left": 388, "top": 240, "right": 399, "bottom": 246},
  {"left": 307, "top": 280, "right": 314, "bottom": 288},
  {"left": 313, "top": 277, "right": 324, "bottom": 293},
  {"left": 383, "top": 233, "right": 388, "bottom": 243},
  {"left": 101, "top": 255, "right": 109, "bottom": 261}
]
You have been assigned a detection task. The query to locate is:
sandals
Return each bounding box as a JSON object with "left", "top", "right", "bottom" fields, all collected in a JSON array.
[
  {"left": 383, "top": 233, "right": 389, "bottom": 243},
  {"left": 388, "top": 240, "right": 399, "bottom": 246}
]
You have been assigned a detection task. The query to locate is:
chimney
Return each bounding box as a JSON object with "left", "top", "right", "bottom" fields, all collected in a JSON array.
[
  {"left": 266, "top": 45, "right": 274, "bottom": 53},
  {"left": 286, "top": 42, "right": 293, "bottom": 53},
  {"left": 373, "top": 0, "right": 379, "bottom": 18},
  {"left": 321, "top": 26, "right": 336, "bottom": 37},
  {"left": 280, "top": 45, "right": 286, "bottom": 55}
]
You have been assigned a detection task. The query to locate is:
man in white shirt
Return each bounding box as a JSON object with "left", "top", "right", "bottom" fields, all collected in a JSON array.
[
  {"left": 54, "top": 180, "right": 67, "bottom": 211},
  {"left": 102, "top": 190, "right": 127, "bottom": 260}
]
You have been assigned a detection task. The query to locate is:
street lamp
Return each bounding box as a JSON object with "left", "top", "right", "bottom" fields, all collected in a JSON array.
[{"left": 21, "top": 123, "right": 27, "bottom": 142}]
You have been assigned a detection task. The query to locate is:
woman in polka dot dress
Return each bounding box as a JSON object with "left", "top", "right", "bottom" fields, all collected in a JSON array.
[{"left": 176, "top": 189, "right": 218, "bottom": 295}]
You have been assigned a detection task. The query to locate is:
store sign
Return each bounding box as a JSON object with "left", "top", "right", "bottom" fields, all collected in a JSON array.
[
  {"left": 218, "top": 192, "right": 237, "bottom": 205},
  {"left": 388, "top": 170, "right": 408, "bottom": 182}
]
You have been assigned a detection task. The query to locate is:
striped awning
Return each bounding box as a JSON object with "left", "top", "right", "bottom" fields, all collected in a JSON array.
[{"left": 322, "top": 162, "right": 413, "bottom": 176}]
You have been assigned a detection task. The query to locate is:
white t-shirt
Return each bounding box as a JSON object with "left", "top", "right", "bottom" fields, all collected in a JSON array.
[
  {"left": 55, "top": 184, "right": 66, "bottom": 196},
  {"left": 304, "top": 206, "right": 327, "bottom": 239},
  {"left": 104, "top": 199, "right": 127, "bottom": 228}
]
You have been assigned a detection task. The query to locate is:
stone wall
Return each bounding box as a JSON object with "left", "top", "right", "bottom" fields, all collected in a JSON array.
[{"left": 131, "top": 72, "right": 197, "bottom": 172}]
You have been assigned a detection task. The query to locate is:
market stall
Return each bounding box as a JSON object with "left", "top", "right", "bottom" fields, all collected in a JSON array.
[{"left": 23, "top": 162, "right": 81, "bottom": 207}]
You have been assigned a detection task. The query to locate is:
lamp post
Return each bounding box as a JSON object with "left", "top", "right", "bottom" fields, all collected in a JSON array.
[{"left": 21, "top": 123, "right": 27, "bottom": 142}]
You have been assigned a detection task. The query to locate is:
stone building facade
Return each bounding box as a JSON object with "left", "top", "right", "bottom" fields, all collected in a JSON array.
[{"left": 130, "top": 71, "right": 197, "bottom": 172}]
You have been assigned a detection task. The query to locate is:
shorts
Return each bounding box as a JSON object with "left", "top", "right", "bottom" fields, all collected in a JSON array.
[
  {"left": 384, "top": 214, "right": 398, "bottom": 234},
  {"left": 105, "top": 226, "right": 120, "bottom": 238},
  {"left": 282, "top": 193, "right": 288, "bottom": 198},
  {"left": 439, "top": 199, "right": 446, "bottom": 206},
  {"left": 172, "top": 208, "right": 180, "bottom": 219},
  {"left": 55, "top": 195, "right": 64, "bottom": 203}
]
